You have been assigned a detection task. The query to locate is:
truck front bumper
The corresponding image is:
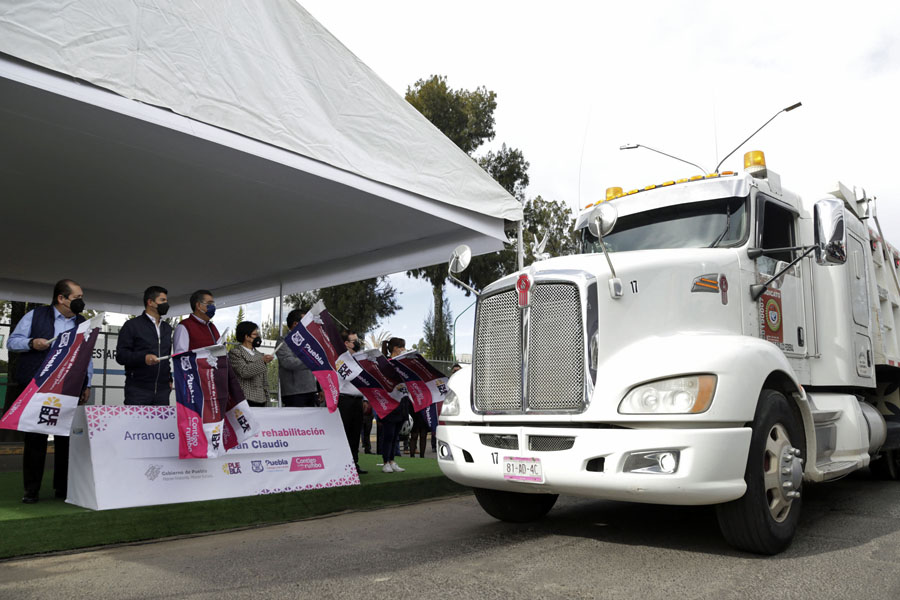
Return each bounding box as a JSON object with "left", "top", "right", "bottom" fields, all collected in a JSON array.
[{"left": 436, "top": 424, "right": 751, "bottom": 505}]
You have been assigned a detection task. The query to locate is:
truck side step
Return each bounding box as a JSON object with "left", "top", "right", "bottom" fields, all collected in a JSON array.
[{"left": 814, "top": 460, "right": 860, "bottom": 480}]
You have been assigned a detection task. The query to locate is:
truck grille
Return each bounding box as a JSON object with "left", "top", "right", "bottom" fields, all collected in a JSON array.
[
  {"left": 480, "top": 434, "right": 519, "bottom": 450},
  {"left": 528, "top": 435, "right": 575, "bottom": 452},
  {"left": 474, "top": 283, "right": 585, "bottom": 413}
]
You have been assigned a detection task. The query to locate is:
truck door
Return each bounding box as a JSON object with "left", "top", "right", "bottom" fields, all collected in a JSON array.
[
  {"left": 755, "top": 194, "right": 807, "bottom": 357},
  {"left": 847, "top": 233, "right": 874, "bottom": 378}
]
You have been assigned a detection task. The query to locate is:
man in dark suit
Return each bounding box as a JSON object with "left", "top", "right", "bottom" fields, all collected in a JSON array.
[
  {"left": 7, "top": 279, "right": 92, "bottom": 503},
  {"left": 116, "top": 286, "right": 173, "bottom": 406}
]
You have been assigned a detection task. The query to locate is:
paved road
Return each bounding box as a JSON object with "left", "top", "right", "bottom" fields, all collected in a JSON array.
[{"left": 2, "top": 472, "right": 899, "bottom": 599}]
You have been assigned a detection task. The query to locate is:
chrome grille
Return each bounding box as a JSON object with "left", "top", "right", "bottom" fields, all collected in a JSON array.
[
  {"left": 527, "top": 284, "right": 585, "bottom": 411},
  {"left": 474, "top": 289, "right": 521, "bottom": 412},
  {"left": 528, "top": 435, "right": 575, "bottom": 452},
  {"left": 474, "top": 282, "right": 586, "bottom": 413},
  {"left": 480, "top": 434, "right": 519, "bottom": 450}
]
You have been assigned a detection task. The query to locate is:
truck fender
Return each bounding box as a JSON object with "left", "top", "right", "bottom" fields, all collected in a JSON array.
[{"left": 598, "top": 334, "right": 804, "bottom": 424}]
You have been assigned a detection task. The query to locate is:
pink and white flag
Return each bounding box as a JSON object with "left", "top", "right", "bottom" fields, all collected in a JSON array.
[
  {"left": 173, "top": 344, "right": 230, "bottom": 459},
  {"left": 0, "top": 314, "right": 103, "bottom": 436}
]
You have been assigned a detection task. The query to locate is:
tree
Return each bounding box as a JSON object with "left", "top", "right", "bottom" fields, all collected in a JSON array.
[
  {"left": 422, "top": 290, "right": 453, "bottom": 360},
  {"left": 451, "top": 195, "right": 578, "bottom": 294},
  {"left": 405, "top": 75, "right": 497, "bottom": 155},
  {"left": 285, "top": 277, "right": 399, "bottom": 337},
  {"left": 405, "top": 75, "right": 505, "bottom": 344},
  {"left": 478, "top": 143, "right": 530, "bottom": 201},
  {"left": 367, "top": 328, "right": 392, "bottom": 352}
]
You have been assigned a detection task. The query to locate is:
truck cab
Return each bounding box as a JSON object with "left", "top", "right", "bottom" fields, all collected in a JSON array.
[{"left": 436, "top": 151, "right": 900, "bottom": 554}]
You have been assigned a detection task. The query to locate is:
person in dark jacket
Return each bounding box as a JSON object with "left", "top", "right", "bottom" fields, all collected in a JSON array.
[
  {"left": 7, "top": 279, "right": 92, "bottom": 503},
  {"left": 115, "top": 286, "right": 173, "bottom": 406}
]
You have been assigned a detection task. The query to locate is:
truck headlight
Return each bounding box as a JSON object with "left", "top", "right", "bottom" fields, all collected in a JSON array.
[
  {"left": 442, "top": 389, "right": 460, "bottom": 416},
  {"left": 618, "top": 375, "right": 716, "bottom": 414}
]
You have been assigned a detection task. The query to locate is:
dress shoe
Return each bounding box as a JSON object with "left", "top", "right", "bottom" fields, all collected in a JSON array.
[
  {"left": 22, "top": 495, "right": 38, "bottom": 504},
  {"left": 355, "top": 464, "right": 368, "bottom": 475}
]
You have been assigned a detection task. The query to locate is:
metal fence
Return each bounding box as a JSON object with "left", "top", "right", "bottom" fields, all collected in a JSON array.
[{"left": 2, "top": 324, "right": 468, "bottom": 406}]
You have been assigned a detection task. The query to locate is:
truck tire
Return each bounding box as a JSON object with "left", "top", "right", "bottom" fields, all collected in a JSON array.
[
  {"left": 716, "top": 389, "right": 805, "bottom": 555},
  {"left": 870, "top": 450, "right": 900, "bottom": 480},
  {"left": 473, "top": 487, "right": 558, "bottom": 523}
]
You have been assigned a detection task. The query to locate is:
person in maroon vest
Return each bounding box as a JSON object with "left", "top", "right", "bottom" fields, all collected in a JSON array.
[{"left": 172, "top": 289, "right": 246, "bottom": 405}]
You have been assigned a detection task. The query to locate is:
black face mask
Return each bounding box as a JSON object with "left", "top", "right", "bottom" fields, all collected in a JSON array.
[
  {"left": 353, "top": 340, "right": 362, "bottom": 352},
  {"left": 156, "top": 302, "right": 170, "bottom": 316},
  {"left": 252, "top": 337, "right": 262, "bottom": 348},
  {"left": 69, "top": 298, "right": 85, "bottom": 315}
]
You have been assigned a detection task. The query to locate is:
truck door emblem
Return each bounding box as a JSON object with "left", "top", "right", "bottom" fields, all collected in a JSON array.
[
  {"left": 516, "top": 273, "right": 532, "bottom": 308},
  {"left": 691, "top": 274, "right": 720, "bottom": 293}
]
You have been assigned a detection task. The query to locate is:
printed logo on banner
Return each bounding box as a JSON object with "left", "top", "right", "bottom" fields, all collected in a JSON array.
[
  {"left": 210, "top": 425, "right": 221, "bottom": 451},
  {"left": 222, "top": 462, "right": 243, "bottom": 475},
  {"left": 38, "top": 397, "right": 63, "bottom": 426},
  {"left": 234, "top": 409, "right": 251, "bottom": 434},
  {"left": 145, "top": 464, "right": 162, "bottom": 481},
  {"left": 263, "top": 458, "right": 290, "bottom": 472},
  {"left": 251, "top": 460, "right": 264, "bottom": 473},
  {"left": 435, "top": 379, "right": 448, "bottom": 395},
  {"left": 290, "top": 456, "right": 325, "bottom": 471}
]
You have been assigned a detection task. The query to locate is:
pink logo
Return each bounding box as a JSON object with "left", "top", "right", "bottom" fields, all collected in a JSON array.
[
  {"left": 290, "top": 455, "right": 325, "bottom": 471},
  {"left": 516, "top": 273, "right": 532, "bottom": 308}
]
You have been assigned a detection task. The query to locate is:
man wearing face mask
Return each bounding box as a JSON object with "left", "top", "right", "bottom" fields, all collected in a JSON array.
[
  {"left": 115, "top": 286, "right": 173, "bottom": 406},
  {"left": 172, "top": 289, "right": 247, "bottom": 406},
  {"left": 7, "top": 279, "right": 93, "bottom": 503}
]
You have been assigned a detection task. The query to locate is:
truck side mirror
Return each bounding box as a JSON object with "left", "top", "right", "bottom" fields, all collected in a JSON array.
[
  {"left": 449, "top": 244, "right": 472, "bottom": 274},
  {"left": 588, "top": 203, "right": 618, "bottom": 238},
  {"left": 813, "top": 198, "right": 847, "bottom": 266}
]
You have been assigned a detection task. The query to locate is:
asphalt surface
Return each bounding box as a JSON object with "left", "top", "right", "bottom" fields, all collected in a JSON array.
[{"left": 2, "top": 471, "right": 899, "bottom": 600}]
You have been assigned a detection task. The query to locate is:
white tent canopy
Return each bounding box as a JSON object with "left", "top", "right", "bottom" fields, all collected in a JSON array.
[{"left": 0, "top": 0, "right": 521, "bottom": 315}]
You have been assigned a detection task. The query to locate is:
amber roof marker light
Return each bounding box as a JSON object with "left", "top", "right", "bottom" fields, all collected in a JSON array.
[
  {"left": 714, "top": 101, "right": 802, "bottom": 174},
  {"left": 619, "top": 143, "right": 708, "bottom": 177}
]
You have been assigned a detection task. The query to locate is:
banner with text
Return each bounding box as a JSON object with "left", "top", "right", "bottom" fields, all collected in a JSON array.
[
  {"left": 393, "top": 352, "right": 449, "bottom": 410},
  {"left": 0, "top": 314, "right": 103, "bottom": 435},
  {"left": 173, "top": 344, "right": 230, "bottom": 459},
  {"left": 67, "top": 406, "right": 358, "bottom": 510}
]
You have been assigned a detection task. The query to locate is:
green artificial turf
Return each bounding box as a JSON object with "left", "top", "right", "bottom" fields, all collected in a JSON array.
[{"left": 0, "top": 454, "right": 467, "bottom": 559}]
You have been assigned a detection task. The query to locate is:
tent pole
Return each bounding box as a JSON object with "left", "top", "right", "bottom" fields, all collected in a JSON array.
[{"left": 276, "top": 283, "right": 283, "bottom": 408}]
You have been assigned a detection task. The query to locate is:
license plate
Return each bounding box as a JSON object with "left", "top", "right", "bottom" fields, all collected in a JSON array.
[{"left": 502, "top": 456, "right": 543, "bottom": 484}]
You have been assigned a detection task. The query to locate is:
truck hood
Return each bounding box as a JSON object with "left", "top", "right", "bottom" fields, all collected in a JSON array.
[{"left": 483, "top": 248, "right": 745, "bottom": 363}]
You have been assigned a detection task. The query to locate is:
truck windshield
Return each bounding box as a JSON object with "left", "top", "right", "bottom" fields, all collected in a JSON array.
[{"left": 581, "top": 196, "right": 749, "bottom": 253}]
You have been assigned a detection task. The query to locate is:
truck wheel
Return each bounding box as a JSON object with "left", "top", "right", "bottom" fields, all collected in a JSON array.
[
  {"left": 473, "top": 488, "right": 558, "bottom": 523},
  {"left": 716, "top": 390, "right": 805, "bottom": 555},
  {"left": 870, "top": 450, "right": 900, "bottom": 480}
]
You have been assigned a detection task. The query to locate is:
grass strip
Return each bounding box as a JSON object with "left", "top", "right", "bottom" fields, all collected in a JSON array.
[{"left": 0, "top": 454, "right": 467, "bottom": 559}]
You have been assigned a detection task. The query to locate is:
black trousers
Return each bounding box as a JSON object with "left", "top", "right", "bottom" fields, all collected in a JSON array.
[
  {"left": 361, "top": 413, "right": 373, "bottom": 452},
  {"left": 337, "top": 394, "right": 363, "bottom": 465},
  {"left": 282, "top": 392, "right": 318, "bottom": 407},
  {"left": 23, "top": 432, "right": 68, "bottom": 498},
  {"left": 124, "top": 384, "right": 171, "bottom": 406}
]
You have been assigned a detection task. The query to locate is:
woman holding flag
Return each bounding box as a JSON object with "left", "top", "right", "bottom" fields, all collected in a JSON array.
[{"left": 379, "top": 337, "right": 410, "bottom": 473}]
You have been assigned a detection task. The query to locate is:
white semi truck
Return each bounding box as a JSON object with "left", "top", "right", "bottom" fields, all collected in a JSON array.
[{"left": 436, "top": 150, "right": 900, "bottom": 554}]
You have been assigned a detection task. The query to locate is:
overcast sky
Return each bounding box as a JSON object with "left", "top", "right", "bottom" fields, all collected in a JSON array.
[
  {"left": 293, "top": 0, "right": 900, "bottom": 355},
  {"left": 109, "top": 1, "right": 900, "bottom": 357}
]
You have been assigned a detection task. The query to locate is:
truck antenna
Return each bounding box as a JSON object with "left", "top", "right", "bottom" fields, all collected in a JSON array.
[
  {"left": 714, "top": 102, "right": 802, "bottom": 173},
  {"left": 619, "top": 143, "right": 708, "bottom": 176}
]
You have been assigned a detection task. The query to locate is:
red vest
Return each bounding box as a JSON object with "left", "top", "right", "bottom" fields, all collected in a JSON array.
[{"left": 180, "top": 315, "right": 220, "bottom": 350}]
